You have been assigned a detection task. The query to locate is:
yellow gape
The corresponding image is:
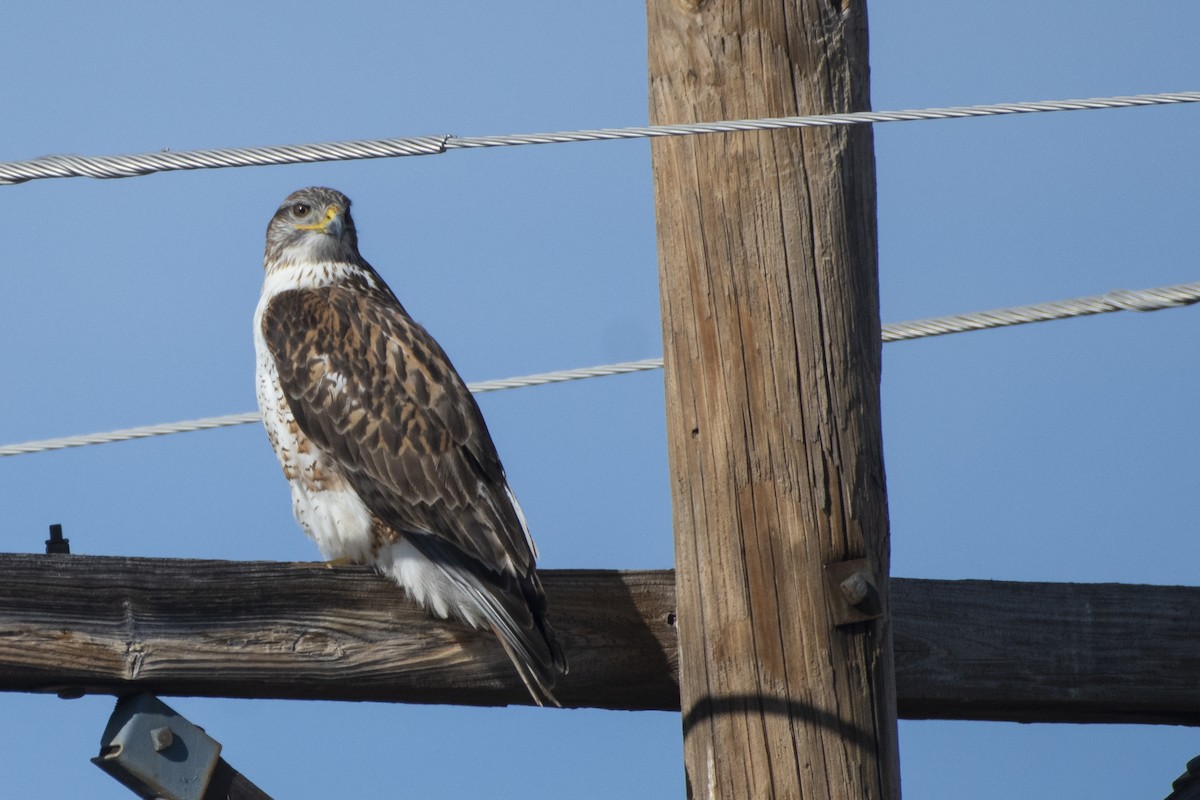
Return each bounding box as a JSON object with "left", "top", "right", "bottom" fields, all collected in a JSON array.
[{"left": 295, "top": 204, "right": 340, "bottom": 232}]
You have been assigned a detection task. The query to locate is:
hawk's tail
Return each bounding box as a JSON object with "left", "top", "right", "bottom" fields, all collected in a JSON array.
[
  {"left": 484, "top": 576, "right": 568, "bottom": 708},
  {"left": 383, "top": 536, "right": 568, "bottom": 707}
]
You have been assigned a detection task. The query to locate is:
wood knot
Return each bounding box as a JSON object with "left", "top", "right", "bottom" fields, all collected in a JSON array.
[{"left": 290, "top": 630, "right": 346, "bottom": 660}]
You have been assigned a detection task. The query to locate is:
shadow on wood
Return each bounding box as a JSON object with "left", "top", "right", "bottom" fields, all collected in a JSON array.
[{"left": 682, "top": 694, "right": 876, "bottom": 750}]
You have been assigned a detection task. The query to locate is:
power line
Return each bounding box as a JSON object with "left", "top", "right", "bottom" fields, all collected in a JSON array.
[
  {"left": 881, "top": 281, "right": 1200, "bottom": 341},
  {"left": 465, "top": 357, "right": 666, "bottom": 391},
  {"left": 2, "top": 91, "right": 1197, "bottom": 186},
  {"left": 0, "top": 359, "right": 670, "bottom": 458},
  {"left": 2, "top": 281, "right": 1196, "bottom": 458}
]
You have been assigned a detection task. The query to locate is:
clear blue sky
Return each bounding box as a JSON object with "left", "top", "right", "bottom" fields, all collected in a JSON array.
[{"left": 2, "top": 2, "right": 1198, "bottom": 797}]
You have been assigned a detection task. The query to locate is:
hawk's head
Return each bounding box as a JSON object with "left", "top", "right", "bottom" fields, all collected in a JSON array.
[{"left": 265, "top": 186, "right": 361, "bottom": 268}]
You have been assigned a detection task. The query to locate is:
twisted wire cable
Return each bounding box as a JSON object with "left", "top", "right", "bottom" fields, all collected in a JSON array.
[
  {"left": 0, "top": 412, "right": 265, "bottom": 457},
  {"left": 0, "top": 136, "right": 450, "bottom": 186},
  {"left": 882, "top": 281, "right": 1200, "bottom": 341},
  {"left": 2, "top": 91, "right": 1197, "bottom": 186},
  {"left": 0, "top": 360, "right": 668, "bottom": 457},
  {"left": 465, "top": 357, "right": 666, "bottom": 392},
  {"left": 1, "top": 283, "right": 1196, "bottom": 458},
  {"left": 444, "top": 92, "right": 1200, "bottom": 149}
]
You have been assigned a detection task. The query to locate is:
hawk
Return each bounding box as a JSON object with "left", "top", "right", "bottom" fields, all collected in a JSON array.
[{"left": 254, "top": 186, "right": 567, "bottom": 705}]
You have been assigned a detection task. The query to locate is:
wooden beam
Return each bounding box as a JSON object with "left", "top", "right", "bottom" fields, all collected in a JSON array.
[
  {"left": 894, "top": 577, "right": 1200, "bottom": 726},
  {"left": 0, "top": 554, "right": 678, "bottom": 710},
  {"left": 645, "top": 1, "right": 896, "bottom": 798},
  {"left": 8, "top": 555, "right": 1195, "bottom": 724}
]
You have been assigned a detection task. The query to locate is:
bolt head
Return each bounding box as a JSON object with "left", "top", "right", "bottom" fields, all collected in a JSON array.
[
  {"left": 150, "top": 726, "right": 174, "bottom": 752},
  {"left": 839, "top": 571, "right": 872, "bottom": 606}
]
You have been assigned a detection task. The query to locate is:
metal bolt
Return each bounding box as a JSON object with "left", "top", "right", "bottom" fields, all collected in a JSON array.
[
  {"left": 45, "top": 523, "right": 71, "bottom": 555},
  {"left": 839, "top": 571, "right": 872, "bottom": 606},
  {"left": 149, "top": 726, "right": 174, "bottom": 752}
]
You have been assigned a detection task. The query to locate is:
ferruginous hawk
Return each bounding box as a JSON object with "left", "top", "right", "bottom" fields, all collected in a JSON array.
[{"left": 254, "top": 186, "right": 566, "bottom": 705}]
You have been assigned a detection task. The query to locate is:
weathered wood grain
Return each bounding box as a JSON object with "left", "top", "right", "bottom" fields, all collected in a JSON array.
[
  {"left": 0, "top": 554, "right": 678, "bottom": 710},
  {"left": 646, "top": 0, "right": 896, "bottom": 797},
  {"left": 4, "top": 555, "right": 1199, "bottom": 726},
  {"left": 893, "top": 578, "right": 1200, "bottom": 726}
]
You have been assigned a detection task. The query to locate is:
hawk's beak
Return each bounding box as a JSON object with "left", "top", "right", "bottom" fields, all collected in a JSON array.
[{"left": 295, "top": 205, "right": 344, "bottom": 238}]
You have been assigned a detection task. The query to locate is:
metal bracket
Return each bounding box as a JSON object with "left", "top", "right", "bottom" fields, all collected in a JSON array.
[
  {"left": 92, "top": 694, "right": 222, "bottom": 800},
  {"left": 824, "top": 558, "right": 884, "bottom": 626}
]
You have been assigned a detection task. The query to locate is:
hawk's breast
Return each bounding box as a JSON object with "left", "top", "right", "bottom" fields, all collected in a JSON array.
[{"left": 253, "top": 273, "right": 377, "bottom": 563}]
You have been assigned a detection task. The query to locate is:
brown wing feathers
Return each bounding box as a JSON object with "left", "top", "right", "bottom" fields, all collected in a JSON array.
[
  {"left": 262, "top": 286, "right": 566, "bottom": 695},
  {"left": 264, "top": 288, "right": 515, "bottom": 560}
]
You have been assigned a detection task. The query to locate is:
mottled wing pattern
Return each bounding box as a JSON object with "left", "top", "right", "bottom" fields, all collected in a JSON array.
[
  {"left": 261, "top": 285, "right": 565, "bottom": 684},
  {"left": 261, "top": 285, "right": 534, "bottom": 562}
]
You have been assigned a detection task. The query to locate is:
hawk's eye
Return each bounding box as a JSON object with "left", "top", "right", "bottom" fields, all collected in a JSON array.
[{"left": 291, "top": 203, "right": 311, "bottom": 217}]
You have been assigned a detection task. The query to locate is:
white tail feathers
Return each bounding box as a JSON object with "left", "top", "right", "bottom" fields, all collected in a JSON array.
[{"left": 381, "top": 538, "right": 567, "bottom": 706}]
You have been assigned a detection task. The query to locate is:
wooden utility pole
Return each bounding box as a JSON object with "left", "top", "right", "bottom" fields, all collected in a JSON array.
[{"left": 646, "top": 1, "right": 898, "bottom": 798}]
